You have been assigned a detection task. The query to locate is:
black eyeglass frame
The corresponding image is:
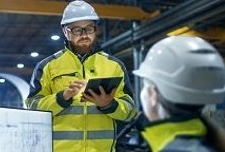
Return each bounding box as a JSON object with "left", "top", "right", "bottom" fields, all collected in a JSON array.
[{"left": 66, "top": 25, "right": 97, "bottom": 36}]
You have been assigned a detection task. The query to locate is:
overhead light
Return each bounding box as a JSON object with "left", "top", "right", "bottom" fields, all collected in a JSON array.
[
  {"left": 51, "top": 35, "right": 60, "bottom": 41},
  {"left": 0, "top": 78, "right": 5, "bottom": 83},
  {"left": 30, "top": 52, "right": 39, "bottom": 57},
  {"left": 17, "top": 63, "right": 24, "bottom": 69}
]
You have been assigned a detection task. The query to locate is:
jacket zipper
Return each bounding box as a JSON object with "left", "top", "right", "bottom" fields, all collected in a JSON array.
[
  {"left": 75, "top": 53, "right": 87, "bottom": 152},
  {"left": 82, "top": 65, "right": 86, "bottom": 79},
  {"left": 82, "top": 61, "right": 87, "bottom": 152}
]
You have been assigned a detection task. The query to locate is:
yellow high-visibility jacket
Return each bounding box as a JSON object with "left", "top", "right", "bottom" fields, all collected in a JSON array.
[
  {"left": 139, "top": 115, "right": 215, "bottom": 152},
  {"left": 26, "top": 48, "right": 137, "bottom": 152}
]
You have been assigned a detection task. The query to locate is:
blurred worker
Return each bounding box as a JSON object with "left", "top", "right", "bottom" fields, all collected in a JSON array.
[
  {"left": 133, "top": 36, "right": 225, "bottom": 152},
  {"left": 26, "top": 1, "right": 136, "bottom": 152}
]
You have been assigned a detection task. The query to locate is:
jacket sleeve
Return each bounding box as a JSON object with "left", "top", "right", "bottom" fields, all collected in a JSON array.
[
  {"left": 25, "top": 61, "right": 72, "bottom": 116},
  {"left": 97, "top": 62, "right": 137, "bottom": 121}
]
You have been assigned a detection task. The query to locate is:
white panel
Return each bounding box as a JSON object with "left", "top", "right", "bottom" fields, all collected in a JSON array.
[{"left": 0, "top": 108, "right": 52, "bottom": 152}]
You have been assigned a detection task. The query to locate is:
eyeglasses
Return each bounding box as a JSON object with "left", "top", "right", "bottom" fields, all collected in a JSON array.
[{"left": 66, "top": 25, "right": 96, "bottom": 35}]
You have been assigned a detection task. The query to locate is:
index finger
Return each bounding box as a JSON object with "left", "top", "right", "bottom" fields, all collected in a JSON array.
[
  {"left": 110, "top": 88, "right": 116, "bottom": 96},
  {"left": 72, "top": 80, "right": 87, "bottom": 85},
  {"left": 99, "top": 86, "right": 106, "bottom": 95}
]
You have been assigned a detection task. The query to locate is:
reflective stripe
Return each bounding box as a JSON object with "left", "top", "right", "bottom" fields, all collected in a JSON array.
[
  {"left": 119, "top": 97, "right": 135, "bottom": 121},
  {"left": 87, "top": 105, "right": 101, "bottom": 114},
  {"left": 87, "top": 130, "right": 115, "bottom": 139},
  {"left": 28, "top": 95, "right": 44, "bottom": 110},
  {"left": 120, "top": 96, "right": 134, "bottom": 106},
  {"left": 125, "top": 101, "right": 134, "bottom": 111},
  {"left": 53, "top": 130, "right": 115, "bottom": 140},
  {"left": 53, "top": 131, "right": 83, "bottom": 140},
  {"left": 56, "top": 106, "right": 102, "bottom": 116},
  {"left": 56, "top": 106, "right": 83, "bottom": 116},
  {"left": 30, "top": 99, "right": 39, "bottom": 110}
]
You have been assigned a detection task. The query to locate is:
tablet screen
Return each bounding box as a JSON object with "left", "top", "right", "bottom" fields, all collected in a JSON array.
[{"left": 84, "top": 77, "right": 123, "bottom": 95}]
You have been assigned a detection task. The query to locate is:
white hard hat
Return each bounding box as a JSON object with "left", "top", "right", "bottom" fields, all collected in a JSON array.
[
  {"left": 61, "top": 0, "right": 99, "bottom": 25},
  {"left": 133, "top": 36, "right": 225, "bottom": 105}
]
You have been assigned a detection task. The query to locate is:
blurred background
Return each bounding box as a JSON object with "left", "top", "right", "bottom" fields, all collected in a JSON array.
[
  {"left": 0, "top": 0, "right": 224, "bottom": 107},
  {"left": 0, "top": 0, "right": 224, "bottom": 151}
]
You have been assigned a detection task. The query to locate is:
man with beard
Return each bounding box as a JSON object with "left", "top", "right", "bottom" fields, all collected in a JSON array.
[{"left": 25, "top": 1, "right": 136, "bottom": 152}]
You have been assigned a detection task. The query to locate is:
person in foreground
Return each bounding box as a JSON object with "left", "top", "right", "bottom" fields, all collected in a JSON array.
[
  {"left": 25, "top": 1, "right": 136, "bottom": 152},
  {"left": 133, "top": 35, "right": 225, "bottom": 152}
]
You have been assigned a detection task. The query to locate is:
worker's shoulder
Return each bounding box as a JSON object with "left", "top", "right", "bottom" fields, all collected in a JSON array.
[
  {"left": 36, "top": 49, "right": 66, "bottom": 69},
  {"left": 53, "top": 50, "right": 65, "bottom": 58},
  {"left": 97, "top": 51, "right": 109, "bottom": 57},
  {"left": 97, "top": 51, "right": 124, "bottom": 64}
]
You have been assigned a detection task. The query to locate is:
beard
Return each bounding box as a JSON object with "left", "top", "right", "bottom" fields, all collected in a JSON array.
[{"left": 69, "top": 37, "right": 97, "bottom": 55}]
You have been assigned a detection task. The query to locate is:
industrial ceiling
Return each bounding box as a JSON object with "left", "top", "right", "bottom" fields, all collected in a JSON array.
[{"left": 0, "top": 0, "right": 224, "bottom": 84}]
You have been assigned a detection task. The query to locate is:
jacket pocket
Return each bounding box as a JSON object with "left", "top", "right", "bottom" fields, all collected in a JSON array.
[{"left": 50, "top": 69, "right": 78, "bottom": 92}]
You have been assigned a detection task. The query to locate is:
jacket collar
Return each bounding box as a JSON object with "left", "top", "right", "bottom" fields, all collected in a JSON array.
[{"left": 140, "top": 115, "right": 207, "bottom": 152}]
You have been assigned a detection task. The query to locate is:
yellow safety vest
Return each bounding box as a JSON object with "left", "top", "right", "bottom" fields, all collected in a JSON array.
[{"left": 26, "top": 48, "right": 137, "bottom": 152}]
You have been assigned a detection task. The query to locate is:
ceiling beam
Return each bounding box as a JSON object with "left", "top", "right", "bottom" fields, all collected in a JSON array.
[
  {"left": 167, "top": 26, "right": 225, "bottom": 42},
  {"left": 101, "top": 0, "right": 225, "bottom": 51},
  {"left": 0, "top": 0, "right": 160, "bottom": 20}
]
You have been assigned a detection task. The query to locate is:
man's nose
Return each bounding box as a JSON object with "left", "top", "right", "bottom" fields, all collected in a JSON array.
[{"left": 80, "top": 28, "right": 88, "bottom": 36}]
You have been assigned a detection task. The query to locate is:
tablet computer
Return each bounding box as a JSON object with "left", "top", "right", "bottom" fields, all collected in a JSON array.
[{"left": 84, "top": 77, "right": 123, "bottom": 95}]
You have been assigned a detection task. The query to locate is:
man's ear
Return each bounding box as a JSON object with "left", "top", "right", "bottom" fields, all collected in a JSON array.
[
  {"left": 147, "top": 86, "right": 158, "bottom": 107},
  {"left": 62, "top": 28, "right": 69, "bottom": 39}
]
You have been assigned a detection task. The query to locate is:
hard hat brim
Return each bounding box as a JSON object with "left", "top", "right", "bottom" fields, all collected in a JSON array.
[
  {"left": 133, "top": 69, "right": 145, "bottom": 77},
  {"left": 61, "top": 16, "right": 99, "bottom": 25}
]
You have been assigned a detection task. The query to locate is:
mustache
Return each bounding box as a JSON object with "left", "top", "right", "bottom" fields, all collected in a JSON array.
[{"left": 78, "top": 37, "right": 91, "bottom": 43}]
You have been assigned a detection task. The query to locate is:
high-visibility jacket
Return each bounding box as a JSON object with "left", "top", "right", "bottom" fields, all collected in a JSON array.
[
  {"left": 26, "top": 48, "right": 137, "bottom": 152},
  {"left": 138, "top": 115, "right": 217, "bottom": 152}
]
